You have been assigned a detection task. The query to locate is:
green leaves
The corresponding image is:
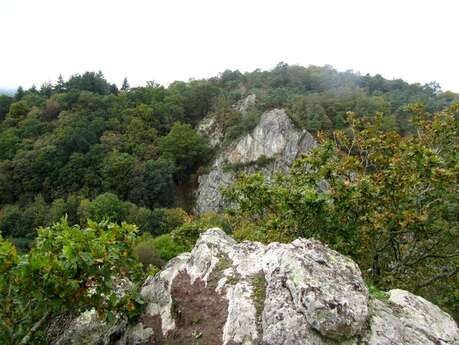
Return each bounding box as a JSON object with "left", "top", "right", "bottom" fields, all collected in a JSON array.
[
  {"left": 0, "top": 219, "right": 145, "bottom": 344},
  {"left": 226, "top": 105, "right": 459, "bottom": 319}
]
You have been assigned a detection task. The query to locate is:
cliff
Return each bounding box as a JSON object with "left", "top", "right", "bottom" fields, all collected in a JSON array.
[{"left": 195, "top": 108, "right": 316, "bottom": 214}]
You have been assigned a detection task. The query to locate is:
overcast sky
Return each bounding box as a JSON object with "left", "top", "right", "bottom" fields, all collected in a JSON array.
[{"left": 1, "top": 0, "right": 458, "bottom": 91}]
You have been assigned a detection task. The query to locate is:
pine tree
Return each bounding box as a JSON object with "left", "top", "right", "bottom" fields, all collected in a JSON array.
[
  {"left": 15, "top": 86, "right": 24, "bottom": 100},
  {"left": 121, "top": 77, "right": 130, "bottom": 91},
  {"left": 55, "top": 74, "right": 65, "bottom": 93}
]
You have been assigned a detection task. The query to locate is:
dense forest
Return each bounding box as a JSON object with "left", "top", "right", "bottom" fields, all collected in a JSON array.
[
  {"left": 1, "top": 64, "right": 458, "bottom": 247},
  {"left": 0, "top": 64, "right": 458, "bottom": 343}
]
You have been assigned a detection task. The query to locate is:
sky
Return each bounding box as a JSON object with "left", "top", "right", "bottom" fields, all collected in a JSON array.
[{"left": 1, "top": 0, "right": 458, "bottom": 92}]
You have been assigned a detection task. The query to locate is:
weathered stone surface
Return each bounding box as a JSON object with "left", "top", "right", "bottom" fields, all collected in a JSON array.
[
  {"left": 233, "top": 93, "right": 256, "bottom": 113},
  {"left": 366, "top": 290, "right": 459, "bottom": 345},
  {"left": 51, "top": 229, "right": 459, "bottom": 345},
  {"left": 195, "top": 108, "right": 316, "bottom": 214},
  {"left": 197, "top": 94, "right": 256, "bottom": 148},
  {"left": 197, "top": 112, "right": 224, "bottom": 148},
  {"left": 49, "top": 309, "right": 126, "bottom": 345}
]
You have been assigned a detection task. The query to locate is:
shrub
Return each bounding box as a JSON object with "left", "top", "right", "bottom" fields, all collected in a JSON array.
[
  {"left": 0, "top": 219, "right": 144, "bottom": 344},
  {"left": 133, "top": 233, "right": 165, "bottom": 269},
  {"left": 151, "top": 234, "right": 187, "bottom": 261}
]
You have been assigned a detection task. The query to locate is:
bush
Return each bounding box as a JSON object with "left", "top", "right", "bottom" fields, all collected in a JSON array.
[
  {"left": 151, "top": 234, "right": 187, "bottom": 261},
  {"left": 0, "top": 219, "right": 144, "bottom": 344},
  {"left": 158, "top": 208, "right": 190, "bottom": 234},
  {"left": 133, "top": 234, "right": 165, "bottom": 269},
  {"left": 171, "top": 212, "right": 232, "bottom": 250}
]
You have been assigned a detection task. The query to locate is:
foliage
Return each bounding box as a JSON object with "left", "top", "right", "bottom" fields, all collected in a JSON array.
[
  {"left": 0, "top": 219, "right": 144, "bottom": 344},
  {"left": 171, "top": 212, "right": 232, "bottom": 250},
  {"left": 0, "top": 66, "right": 458, "bottom": 321},
  {"left": 225, "top": 105, "right": 459, "bottom": 319},
  {"left": 1, "top": 66, "right": 458, "bottom": 240},
  {"left": 133, "top": 233, "right": 165, "bottom": 269},
  {"left": 151, "top": 234, "right": 188, "bottom": 261},
  {"left": 79, "top": 192, "right": 127, "bottom": 223},
  {"left": 158, "top": 122, "right": 210, "bottom": 182}
]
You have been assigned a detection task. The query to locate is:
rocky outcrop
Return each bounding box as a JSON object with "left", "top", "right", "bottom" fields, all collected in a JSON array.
[
  {"left": 197, "top": 113, "right": 224, "bottom": 148},
  {"left": 53, "top": 229, "right": 458, "bottom": 345},
  {"left": 197, "top": 94, "right": 257, "bottom": 148},
  {"left": 195, "top": 108, "right": 316, "bottom": 214},
  {"left": 233, "top": 93, "right": 256, "bottom": 113}
]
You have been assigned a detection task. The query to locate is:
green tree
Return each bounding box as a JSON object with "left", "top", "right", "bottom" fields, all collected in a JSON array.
[
  {"left": 0, "top": 219, "right": 144, "bottom": 344},
  {"left": 0, "top": 129, "right": 20, "bottom": 160},
  {"left": 130, "top": 158, "right": 176, "bottom": 209},
  {"left": 7, "top": 101, "right": 29, "bottom": 120},
  {"left": 79, "top": 193, "right": 127, "bottom": 223},
  {"left": 158, "top": 123, "right": 210, "bottom": 182},
  {"left": 121, "top": 77, "right": 130, "bottom": 91},
  {"left": 14, "top": 86, "right": 24, "bottom": 101},
  {"left": 0, "top": 95, "right": 13, "bottom": 122},
  {"left": 101, "top": 151, "right": 135, "bottom": 199}
]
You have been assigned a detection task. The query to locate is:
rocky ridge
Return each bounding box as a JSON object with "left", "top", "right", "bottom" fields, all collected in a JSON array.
[
  {"left": 52, "top": 229, "right": 459, "bottom": 345},
  {"left": 195, "top": 106, "right": 316, "bottom": 214}
]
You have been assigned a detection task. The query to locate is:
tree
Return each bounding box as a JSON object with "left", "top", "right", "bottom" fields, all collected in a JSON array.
[
  {"left": 0, "top": 95, "right": 13, "bottom": 122},
  {"left": 158, "top": 123, "right": 210, "bottom": 182},
  {"left": 226, "top": 105, "right": 459, "bottom": 319},
  {"left": 0, "top": 219, "right": 144, "bottom": 344},
  {"left": 14, "top": 86, "right": 24, "bottom": 101},
  {"left": 121, "top": 77, "right": 130, "bottom": 91},
  {"left": 79, "top": 192, "right": 127, "bottom": 223},
  {"left": 7, "top": 100, "right": 29, "bottom": 120},
  {"left": 0, "top": 128, "right": 20, "bottom": 160},
  {"left": 55, "top": 74, "right": 66, "bottom": 93},
  {"left": 128, "top": 158, "right": 176, "bottom": 209},
  {"left": 101, "top": 151, "right": 135, "bottom": 199}
]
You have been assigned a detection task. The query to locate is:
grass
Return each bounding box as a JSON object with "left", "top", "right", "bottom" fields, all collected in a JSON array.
[
  {"left": 251, "top": 273, "right": 267, "bottom": 321},
  {"left": 366, "top": 281, "right": 389, "bottom": 301}
]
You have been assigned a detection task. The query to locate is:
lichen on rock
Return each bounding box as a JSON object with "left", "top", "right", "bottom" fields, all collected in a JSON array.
[{"left": 51, "top": 229, "right": 459, "bottom": 345}]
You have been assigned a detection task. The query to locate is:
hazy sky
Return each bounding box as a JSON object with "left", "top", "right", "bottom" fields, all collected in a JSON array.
[{"left": 1, "top": 0, "right": 458, "bottom": 91}]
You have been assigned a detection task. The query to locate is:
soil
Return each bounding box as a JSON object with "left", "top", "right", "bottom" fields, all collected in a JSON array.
[{"left": 142, "top": 270, "right": 230, "bottom": 345}]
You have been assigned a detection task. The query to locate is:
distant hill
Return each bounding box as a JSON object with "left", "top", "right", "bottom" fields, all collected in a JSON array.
[{"left": 0, "top": 87, "right": 15, "bottom": 96}]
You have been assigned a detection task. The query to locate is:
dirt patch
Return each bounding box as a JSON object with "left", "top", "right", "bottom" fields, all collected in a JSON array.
[
  {"left": 140, "top": 313, "right": 167, "bottom": 345},
  {"left": 142, "top": 270, "right": 229, "bottom": 345}
]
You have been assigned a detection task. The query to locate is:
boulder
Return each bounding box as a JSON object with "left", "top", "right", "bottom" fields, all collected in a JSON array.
[{"left": 52, "top": 229, "right": 459, "bottom": 345}]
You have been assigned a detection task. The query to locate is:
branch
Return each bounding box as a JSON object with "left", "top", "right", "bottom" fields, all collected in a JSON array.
[
  {"left": 18, "top": 311, "right": 50, "bottom": 345},
  {"left": 415, "top": 268, "right": 459, "bottom": 290}
]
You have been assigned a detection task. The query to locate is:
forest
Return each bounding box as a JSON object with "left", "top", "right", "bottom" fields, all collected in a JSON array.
[{"left": 0, "top": 64, "right": 458, "bottom": 344}]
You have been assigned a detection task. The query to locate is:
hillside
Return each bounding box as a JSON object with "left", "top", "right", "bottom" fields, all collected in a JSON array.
[
  {"left": 1, "top": 65, "right": 458, "bottom": 246},
  {"left": 0, "top": 65, "right": 458, "bottom": 344}
]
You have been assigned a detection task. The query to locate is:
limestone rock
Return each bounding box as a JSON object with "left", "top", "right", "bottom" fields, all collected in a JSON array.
[
  {"left": 367, "top": 290, "right": 459, "bottom": 345},
  {"left": 197, "top": 112, "right": 224, "bottom": 148},
  {"left": 137, "top": 229, "right": 458, "bottom": 345},
  {"left": 233, "top": 94, "right": 256, "bottom": 113},
  {"left": 197, "top": 94, "right": 256, "bottom": 148},
  {"left": 51, "top": 229, "right": 459, "bottom": 345},
  {"left": 195, "top": 108, "right": 316, "bottom": 214}
]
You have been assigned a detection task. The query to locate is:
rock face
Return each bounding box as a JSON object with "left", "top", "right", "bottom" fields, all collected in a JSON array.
[
  {"left": 52, "top": 229, "right": 459, "bottom": 345},
  {"left": 195, "top": 108, "right": 316, "bottom": 214},
  {"left": 197, "top": 113, "right": 224, "bottom": 148},
  {"left": 197, "top": 94, "right": 257, "bottom": 148},
  {"left": 233, "top": 93, "right": 256, "bottom": 113}
]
